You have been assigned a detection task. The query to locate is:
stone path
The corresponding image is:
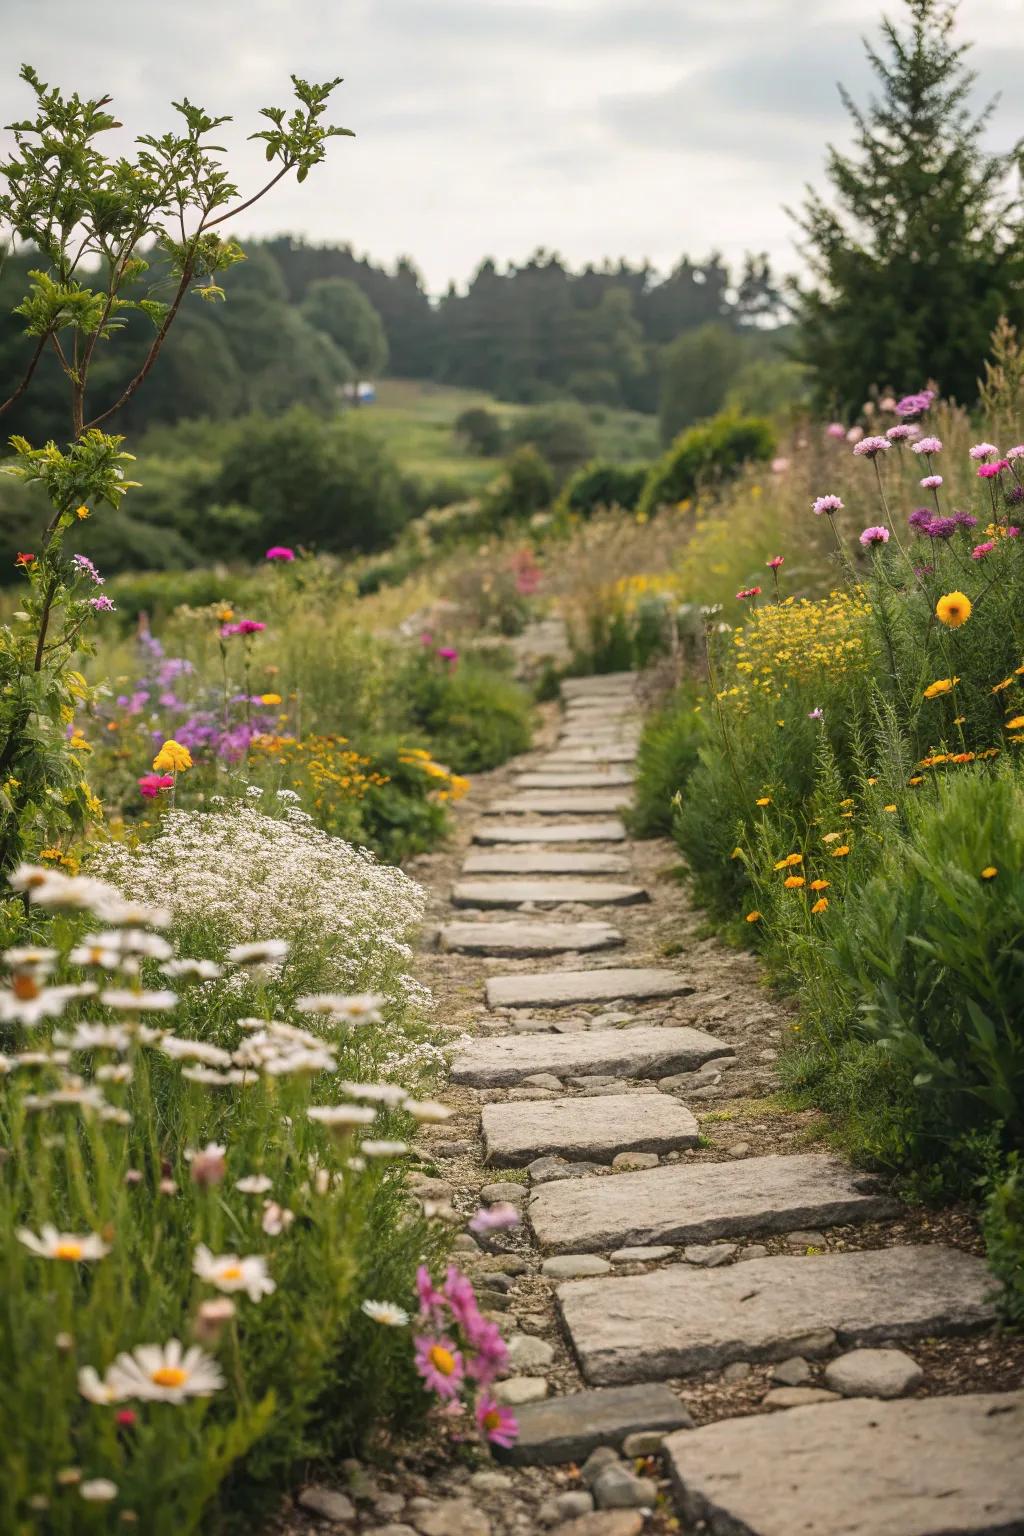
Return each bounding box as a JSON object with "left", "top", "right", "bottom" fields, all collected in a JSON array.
[{"left": 316, "top": 670, "right": 1024, "bottom": 1536}]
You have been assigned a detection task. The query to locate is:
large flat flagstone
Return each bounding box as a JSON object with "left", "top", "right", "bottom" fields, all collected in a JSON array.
[
  {"left": 541, "top": 746, "right": 638, "bottom": 764},
  {"left": 529, "top": 1152, "right": 897, "bottom": 1253},
  {"left": 453, "top": 879, "right": 648, "bottom": 909},
  {"left": 439, "top": 921, "right": 624, "bottom": 956},
  {"left": 562, "top": 673, "right": 636, "bottom": 697},
  {"left": 556, "top": 1245, "right": 995, "bottom": 1384},
  {"left": 485, "top": 967, "right": 693, "bottom": 1009},
  {"left": 489, "top": 792, "right": 631, "bottom": 815},
  {"left": 483, "top": 1092, "right": 699, "bottom": 1165},
  {"left": 473, "top": 820, "right": 627, "bottom": 844},
  {"left": 559, "top": 728, "right": 640, "bottom": 743},
  {"left": 497, "top": 1383, "right": 692, "bottom": 1467},
  {"left": 450, "top": 1025, "right": 733, "bottom": 1087},
  {"left": 516, "top": 771, "right": 635, "bottom": 789},
  {"left": 463, "top": 851, "right": 631, "bottom": 876},
  {"left": 664, "top": 1390, "right": 1024, "bottom": 1536}
]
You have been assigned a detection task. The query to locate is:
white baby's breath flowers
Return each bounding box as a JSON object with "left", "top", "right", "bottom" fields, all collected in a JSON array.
[
  {"left": 193, "top": 1244, "right": 275, "bottom": 1302},
  {"left": 17, "top": 1226, "right": 110, "bottom": 1262},
  {"left": 361, "top": 1300, "right": 409, "bottom": 1326}
]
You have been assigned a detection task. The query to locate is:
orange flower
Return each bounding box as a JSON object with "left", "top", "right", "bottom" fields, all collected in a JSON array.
[
  {"left": 935, "top": 591, "right": 972, "bottom": 628},
  {"left": 980, "top": 866, "right": 998, "bottom": 880},
  {"left": 755, "top": 797, "right": 771, "bottom": 807},
  {"left": 883, "top": 804, "right": 897, "bottom": 812},
  {"left": 783, "top": 875, "right": 805, "bottom": 889},
  {"left": 745, "top": 910, "right": 761, "bottom": 923},
  {"left": 809, "top": 879, "right": 830, "bottom": 891},
  {"left": 1005, "top": 716, "right": 1024, "bottom": 730},
  {"left": 811, "top": 897, "right": 828, "bottom": 913},
  {"left": 830, "top": 845, "right": 850, "bottom": 858}
]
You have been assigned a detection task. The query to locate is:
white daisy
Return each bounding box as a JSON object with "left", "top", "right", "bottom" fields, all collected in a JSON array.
[
  {"left": 103, "top": 1341, "right": 225, "bottom": 1403},
  {"left": 0, "top": 986, "right": 74, "bottom": 1027},
  {"left": 361, "top": 1299, "right": 410, "bottom": 1327},
  {"left": 226, "top": 940, "right": 289, "bottom": 966},
  {"left": 17, "top": 1225, "right": 110, "bottom": 1262},
  {"left": 160, "top": 1036, "right": 233, "bottom": 1067},
  {"left": 359, "top": 1139, "right": 410, "bottom": 1158},
  {"left": 79, "top": 1480, "right": 118, "bottom": 1502},
  {"left": 3, "top": 946, "right": 58, "bottom": 968},
  {"left": 54, "top": 1023, "right": 133, "bottom": 1053},
  {"left": 338, "top": 1081, "right": 408, "bottom": 1106},
  {"left": 100, "top": 988, "right": 177, "bottom": 1012},
  {"left": 96, "top": 1063, "right": 133, "bottom": 1084},
  {"left": 69, "top": 942, "right": 121, "bottom": 969},
  {"left": 262, "top": 1047, "right": 337, "bottom": 1076},
  {"left": 261, "top": 1201, "right": 294, "bottom": 1236},
  {"left": 193, "top": 1244, "right": 275, "bottom": 1302},
  {"left": 307, "top": 1104, "right": 376, "bottom": 1129},
  {"left": 161, "top": 958, "right": 223, "bottom": 981},
  {"left": 91, "top": 895, "right": 172, "bottom": 928},
  {"left": 235, "top": 1174, "right": 273, "bottom": 1195},
  {"left": 181, "top": 1066, "right": 248, "bottom": 1087},
  {"left": 403, "top": 1099, "right": 453, "bottom": 1123},
  {"left": 296, "top": 992, "right": 382, "bottom": 1023}
]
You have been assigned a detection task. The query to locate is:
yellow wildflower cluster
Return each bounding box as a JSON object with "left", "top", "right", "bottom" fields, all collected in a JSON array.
[
  {"left": 398, "top": 747, "right": 470, "bottom": 802},
  {"left": 725, "top": 589, "right": 871, "bottom": 707},
  {"left": 601, "top": 572, "right": 677, "bottom": 614},
  {"left": 253, "top": 734, "right": 389, "bottom": 805}
]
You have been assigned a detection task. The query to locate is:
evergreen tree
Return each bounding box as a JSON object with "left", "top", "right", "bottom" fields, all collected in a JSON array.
[{"left": 794, "top": 0, "right": 1024, "bottom": 410}]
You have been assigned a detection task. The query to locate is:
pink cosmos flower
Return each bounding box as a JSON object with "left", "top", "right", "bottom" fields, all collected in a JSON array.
[
  {"left": 221, "top": 619, "right": 266, "bottom": 638},
  {"left": 971, "top": 542, "right": 997, "bottom": 560},
  {"left": 859, "top": 525, "right": 890, "bottom": 547},
  {"left": 920, "top": 475, "right": 943, "bottom": 489},
  {"left": 265, "top": 546, "right": 295, "bottom": 561},
  {"left": 437, "top": 646, "right": 459, "bottom": 663},
  {"left": 812, "top": 495, "right": 844, "bottom": 516},
  {"left": 90, "top": 595, "right": 116, "bottom": 612},
  {"left": 416, "top": 1265, "right": 447, "bottom": 1321},
  {"left": 969, "top": 442, "right": 999, "bottom": 461},
  {"left": 766, "top": 556, "right": 784, "bottom": 570},
  {"left": 978, "top": 460, "right": 1009, "bottom": 479},
  {"left": 414, "top": 1334, "right": 464, "bottom": 1399},
  {"left": 911, "top": 437, "right": 943, "bottom": 456},
  {"left": 469, "top": 1203, "right": 520, "bottom": 1233},
  {"left": 138, "top": 774, "right": 175, "bottom": 800},
  {"left": 852, "top": 436, "right": 890, "bottom": 458},
  {"left": 476, "top": 1394, "right": 518, "bottom": 1449},
  {"left": 826, "top": 423, "right": 846, "bottom": 440}
]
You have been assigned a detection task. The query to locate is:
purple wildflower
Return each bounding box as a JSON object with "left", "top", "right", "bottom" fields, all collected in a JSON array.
[
  {"left": 852, "top": 436, "right": 890, "bottom": 458},
  {"left": 812, "top": 495, "right": 844, "bottom": 516},
  {"left": 969, "top": 442, "right": 999, "bottom": 461},
  {"left": 926, "top": 517, "right": 959, "bottom": 541},
  {"left": 72, "top": 553, "right": 104, "bottom": 585},
  {"left": 808, "top": 707, "right": 824, "bottom": 720},
  {"left": 89, "top": 595, "right": 116, "bottom": 612},
  {"left": 895, "top": 389, "right": 935, "bottom": 419},
  {"left": 920, "top": 475, "right": 943, "bottom": 489},
  {"left": 911, "top": 437, "right": 943, "bottom": 456},
  {"left": 954, "top": 511, "right": 978, "bottom": 529},
  {"left": 908, "top": 508, "right": 933, "bottom": 531},
  {"left": 469, "top": 1204, "right": 520, "bottom": 1234},
  {"left": 885, "top": 424, "right": 917, "bottom": 442},
  {"left": 859, "top": 525, "right": 890, "bottom": 547},
  {"left": 826, "top": 423, "right": 846, "bottom": 440}
]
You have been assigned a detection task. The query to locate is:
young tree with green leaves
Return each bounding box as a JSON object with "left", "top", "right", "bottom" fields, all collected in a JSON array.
[
  {"left": 794, "top": 0, "right": 1024, "bottom": 411},
  {"left": 0, "top": 65, "right": 350, "bottom": 870}
]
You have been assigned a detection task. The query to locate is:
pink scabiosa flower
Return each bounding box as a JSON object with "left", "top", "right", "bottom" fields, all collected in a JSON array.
[
  {"left": 826, "top": 422, "right": 846, "bottom": 440},
  {"left": 978, "top": 460, "right": 1009, "bottom": 479},
  {"left": 920, "top": 475, "right": 943, "bottom": 489},
  {"left": 886, "top": 424, "right": 916, "bottom": 442},
  {"left": 90, "top": 595, "right": 116, "bottom": 613},
  {"left": 736, "top": 586, "right": 761, "bottom": 600},
  {"left": 971, "top": 541, "right": 997, "bottom": 560},
  {"left": 469, "top": 1203, "right": 520, "bottom": 1234},
  {"left": 476, "top": 1393, "right": 518, "bottom": 1449},
  {"left": 859, "top": 525, "right": 890, "bottom": 547},
  {"left": 852, "top": 436, "right": 890, "bottom": 458},
  {"left": 437, "top": 646, "right": 459, "bottom": 664},
  {"left": 895, "top": 389, "right": 934, "bottom": 419},
  {"left": 766, "top": 555, "right": 784, "bottom": 570},
  {"left": 771, "top": 457, "right": 790, "bottom": 474},
  {"left": 812, "top": 495, "right": 844, "bottom": 516},
  {"left": 265, "top": 546, "right": 295, "bottom": 561},
  {"left": 969, "top": 442, "right": 999, "bottom": 461},
  {"left": 911, "top": 436, "right": 943, "bottom": 456},
  {"left": 846, "top": 426, "right": 864, "bottom": 444},
  {"left": 137, "top": 774, "right": 175, "bottom": 800},
  {"left": 1006, "top": 445, "right": 1024, "bottom": 461},
  {"left": 414, "top": 1335, "right": 464, "bottom": 1399}
]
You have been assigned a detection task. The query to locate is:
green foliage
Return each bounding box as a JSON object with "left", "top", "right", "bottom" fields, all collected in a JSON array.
[
  {"left": 560, "top": 460, "right": 649, "bottom": 517},
  {"left": 454, "top": 406, "right": 505, "bottom": 457},
  {"left": 398, "top": 652, "right": 533, "bottom": 772},
  {"left": 658, "top": 322, "right": 746, "bottom": 443},
  {"left": 982, "top": 1153, "right": 1024, "bottom": 1326},
  {"left": 794, "top": 0, "right": 1024, "bottom": 409},
  {"left": 628, "top": 685, "right": 705, "bottom": 837},
  {"left": 301, "top": 276, "right": 389, "bottom": 376},
  {"left": 638, "top": 413, "right": 776, "bottom": 516},
  {"left": 482, "top": 444, "right": 555, "bottom": 525},
  {"left": 508, "top": 402, "right": 597, "bottom": 481}
]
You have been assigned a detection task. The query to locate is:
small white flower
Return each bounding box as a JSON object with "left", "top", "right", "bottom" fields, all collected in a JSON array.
[
  {"left": 100, "top": 1341, "right": 225, "bottom": 1403},
  {"left": 181, "top": 1066, "right": 248, "bottom": 1087},
  {"left": 18, "top": 1225, "right": 110, "bottom": 1262},
  {"left": 91, "top": 896, "right": 172, "bottom": 928},
  {"left": 235, "top": 1174, "right": 273, "bottom": 1195},
  {"left": 78, "top": 1366, "right": 118, "bottom": 1404},
  {"left": 262, "top": 1047, "right": 337, "bottom": 1076},
  {"left": 193, "top": 1243, "right": 275, "bottom": 1302},
  {"left": 96, "top": 1063, "right": 133, "bottom": 1084},
  {"left": 160, "top": 1037, "right": 233, "bottom": 1067},
  {"left": 161, "top": 957, "right": 223, "bottom": 980},
  {"left": 339, "top": 1081, "right": 408, "bottom": 1106},
  {"left": 359, "top": 1139, "right": 409, "bottom": 1158},
  {"left": 68, "top": 944, "right": 122, "bottom": 970},
  {"left": 3, "top": 946, "right": 57, "bottom": 968},
  {"left": 226, "top": 940, "right": 289, "bottom": 966},
  {"left": 403, "top": 1099, "right": 453, "bottom": 1123},
  {"left": 101, "top": 988, "right": 177, "bottom": 1012},
  {"left": 361, "top": 1299, "right": 409, "bottom": 1327},
  {"left": 91, "top": 929, "right": 173, "bottom": 961},
  {"left": 307, "top": 1104, "right": 376, "bottom": 1129},
  {"left": 79, "top": 1479, "right": 118, "bottom": 1503},
  {"left": 261, "top": 1201, "right": 294, "bottom": 1236},
  {"left": 296, "top": 992, "right": 383, "bottom": 1023},
  {"left": 0, "top": 986, "right": 75, "bottom": 1027},
  {"left": 55, "top": 1023, "right": 133, "bottom": 1053}
]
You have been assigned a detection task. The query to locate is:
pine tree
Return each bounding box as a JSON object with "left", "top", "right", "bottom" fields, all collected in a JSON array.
[{"left": 794, "top": 0, "right": 1024, "bottom": 411}]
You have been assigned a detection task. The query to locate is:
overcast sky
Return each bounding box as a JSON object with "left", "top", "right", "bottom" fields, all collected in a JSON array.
[{"left": 3, "top": 0, "right": 1024, "bottom": 293}]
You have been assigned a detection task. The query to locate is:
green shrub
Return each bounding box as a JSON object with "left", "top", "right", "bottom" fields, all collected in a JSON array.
[
  {"left": 399, "top": 653, "right": 533, "bottom": 772},
  {"left": 454, "top": 407, "right": 505, "bottom": 456},
  {"left": 508, "top": 402, "right": 596, "bottom": 480},
  {"left": 983, "top": 1153, "right": 1024, "bottom": 1326},
  {"left": 561, "top": 460, "right": 649, "bottom": 517},
  {"left": 629, "top": 686, "right": 705, "bottom": 837},
  {"left": 482, "top": 445, "right": 555, "bottom": 525},
  {"left": 638, "top": 413, "right": 775, "bottom": 517}
]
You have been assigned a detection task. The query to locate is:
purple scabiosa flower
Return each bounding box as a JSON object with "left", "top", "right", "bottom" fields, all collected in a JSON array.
[
  {"left": 895, "top": 389, "right": 935, "bottom": 419},
  {"left": 72, "top": 553, "right": 104, "bottom": 585},
  {"left": 812, "top": 494, "right": 844, "bottom": 516},
  {"left": 911, "top": 437, "right": 943, "bottom": 456},
  {"left": 969, "top": 442, "right": 999, "bottom": 461},
  {"left": 920, "top": 475, "right": 943, "bottom": 489},
  {"left": 89, "top": 595, "right": 116, "bottom": 612},
  {"left": 1006, "top": 485, "right": 1024, "bottom": 506},
  {"left": 971, "top": 541, "right": 997, "bottom": 560},
  {"left": 886, "top": 424, "right": 916, "bottom": 442},
  {"left": 954, "top": 511, "right": 978, "bottom": 529},
  {"left": 1006, "top": 445, "right": 1024, "bottom": 461},
  {"left": 908, "top": 508, "right": 934, "bottom": 532},
  {"left": 927, "top": 517, "right": 959, "bottom": 541},
  {"left": 826, "top": 422, "right": 846, "bottom": 440},
  {"left": 859, "top": 525, "right": 890, "bottom": 547},
  {"left": 852, "top": 435, "right": 890, "bottom": 458}
]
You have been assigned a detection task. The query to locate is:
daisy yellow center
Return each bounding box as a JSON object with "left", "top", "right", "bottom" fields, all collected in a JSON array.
[
  {"left": 13, "top": 973, "right": 40, "bottom": 1000},
  {"left": 483, "top": 1409, "right": 501, "bottom": 1431},
  {"left": 151, "top": 1366, "right": 188, "bottom": 1388},
  {"left": 54, "top": 1241, "right": 83, "bottom": 1261},
  {"left": 429, "top": 1345, "right": 456, "bottom": 1375},
  {"left": 219, "top": 1265, "right": 243, "bottom": 1281}
]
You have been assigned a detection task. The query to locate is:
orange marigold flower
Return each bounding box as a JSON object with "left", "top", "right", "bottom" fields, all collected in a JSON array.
[
  {"left": 992, "top": 678, "right": 1014, "bottom": 694},
  {"left": 908, "top": 776, "right": 924, "bottom": 786},
  {"left": 980, "top": 866, "right": 998, "bottom": 880},
  {"left": 935, "top": 591, "right": 972, "bottom": 628},
  {"left": 811, "top": 897, "right": 829, "bottom": 914},
  {"left": 1005, "top": 716, "right": 1024, "bottom": 730},
  {"left": 755, "top": 796, "right": 771, "bottom": 807},
  {"left": 924, "top": 677, "right": 958, "bottom": 699},
  {"left": 745, "top": 910, "right": 761, "bottom": 923},
  {"left": 884, "top": 804, "right": 897, "bottom": 812},
  {"left": 809, "top": 879, "right": 830, "bottom": 891},
  {"left": 783, "top": 875, "right": 805, "bottom": 889},
  {"left": 831, "top": 845, "right": 851, "bottom": 857}
]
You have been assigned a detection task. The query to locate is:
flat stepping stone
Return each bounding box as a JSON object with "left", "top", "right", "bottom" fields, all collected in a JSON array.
[
  {"left": 496, "top": 1383, "right": 691, "bottom": 1467},
  {"left": 463, "top": 852, "right": 630, "bottom": 876},
  {"left": 542, "top": 746, "right": 637, "bottom": 764},
  {"left": 562, "top": 673, "right": 636, "bottom": 696},
  {"left": 530, "top": 1152, "right": 896, "bottom": 1253},
  {"left": 663, "top": 1390, "right": 1024, "bottom": 1536},
  {"left": 453, "top": 880, "right": 648, "bottom": 909},
  {"left": 450, "top": 1025, "right": 733, "bottom": 1087},
  {"left": 439, "top": 921, "right": 624, "bottom": 957},
  {"left": 556, "top": 1245, "right": 995, "bottom": 1384},
  {"left": 516, "top": 771, "right": 635, "bottom": 788},
  {"left": 489, "top": 793, "right": 631, "bottom": 815},
  {"left": 482, "top": 1093, "right": 699, "bottom": 1166},
  {"left": 486, "top": 967, "right": 694, "bottom": 1010},
  {"left": 473, "top": 820, "right": 627, "bottom": 845}
]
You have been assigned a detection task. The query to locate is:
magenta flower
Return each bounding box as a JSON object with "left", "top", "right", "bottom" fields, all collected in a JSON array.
[
  {"left": 808, "top": 707, "right": 824, "bottom": 720},
  {"left": 443, "top": 1266, "right": 481, "bottom": 1330},
  {"left": 852, "top": 435, "right": 890, "bottom": 458},
  {"left": 437, "top": 646, "right": 459, "bottom": 664},
  {"left": 265, "top": 546, "right": 295, "bottom": 561},
  {"left": 895, "top": 389, "right": 934, "bottom": 419},
  {"left": 416, "top": 1265, "right": 447, "bottom": 1322},
  {"left": 766, "top": 555, "right": 784, "bottom": 570},
  {"left": 463, "top": 1316, "right": 508, "bottom": 1383},
  {"left": 138, "top": 773, "right": 175, "bottom": 800},
  {"left": 826, "top": 423, "right": 846, "bottom": 440},
  {"left": 414, "top": 1335, "right": 464, "bottom": 1399},
  {"left": 978, "top": 460, "right": 1009, "bottom": 479},
  {"left": 476, "top": 1394, "right": 518, "bottom": 1449},
  {"left": 468, "top": 1203, "right": 520, "bottom": 1234},
  {"left": 885, "top": 424, "right": 917, "bottom": 442},
  {"left": 971, "top": 541, "right": 997, "bottom": 560},
  {"left": 72, "top": 553, "right": 104, "bottom": 585},
  {"left": 812, "top": 495, "right": 844, "bottom": 516},
  {"left": 920, "top": 475, "right": 943, "bottom": 489},
  {"left": 859, "top": 525, "right": 890, "bottom": 547},
  {"left": 969, "top": 442, "right": 999, "bottom": 461},
  {"left": 221, "top": 619, "right": 266, "bottom": 638},
  {"left": 911, "top": 437, "right": 943, "bottom": 456},
  {"left": 90, "top": 595, "right": 116, "bottom": 613},
  {"left": 736, "top": 586, "right": 761, "bottom": 600}
]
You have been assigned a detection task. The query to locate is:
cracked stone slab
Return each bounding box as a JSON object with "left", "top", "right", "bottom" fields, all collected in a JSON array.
[
  {"left": 516, "top": 771, "right": 635, "bottom": 789},
  {"left": 485, "top": 967, "right": 695, "bottom": 1009},
  {"left": 530, "top": 1153, "right": 897, "bottom": 1253},
  {"left": 664, "top": 1391, "right": 1024, "bottom": 1536},
  {"left": 439, "top": 922, "right": 624, "bottom": 957},
  {"left": 556, "top": 1245, "right": 996, "bottom": 1384},
  {"left": 454, "top": 880, "right": 648, "bottom": 909},
  {"left": 450, "top": 1025, "right": 733, "bottom": 1087},
  {"left": 482, "top": 1093, "right": 699, "bottom": 1166},
  {"left": 489, "top": 793, "right": 632, "bottom": 815},
  {"left": 463, "top": 851, "right": 631, "bottom": 876},
  {"left": 472, "top": 820, "right": 627, "bottom": 845},
  {"left": 496, "top": 1383, "right": 692, "bottom": 1467}
]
